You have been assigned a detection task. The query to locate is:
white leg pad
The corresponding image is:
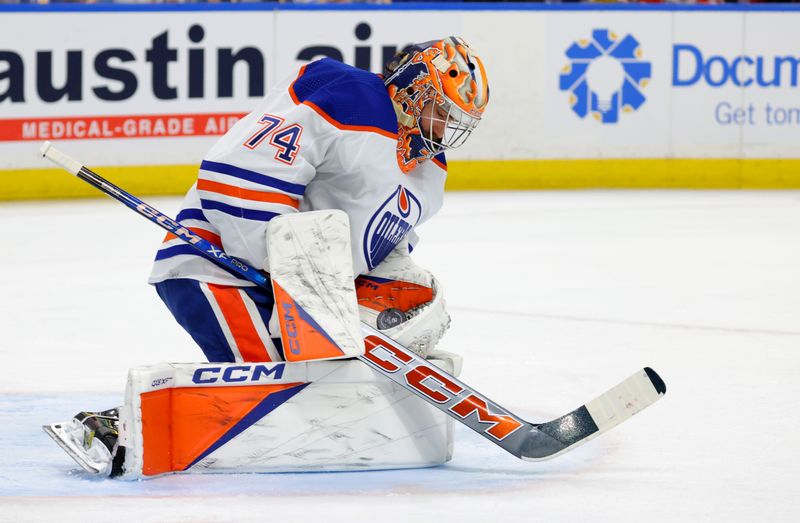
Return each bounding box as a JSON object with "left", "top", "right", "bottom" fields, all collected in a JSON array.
[{"left": 117, "top": 355, "right": 461, "bottom": 479}]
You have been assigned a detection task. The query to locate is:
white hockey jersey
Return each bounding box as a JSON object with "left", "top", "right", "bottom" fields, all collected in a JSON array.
[{"left": 149, "top": 58, "right": 447, "bottom": 286}]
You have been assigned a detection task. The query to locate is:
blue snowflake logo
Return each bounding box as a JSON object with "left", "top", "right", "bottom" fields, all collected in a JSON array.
[{"left": 559, "top": 29, "right": 651, "bottom": 124}]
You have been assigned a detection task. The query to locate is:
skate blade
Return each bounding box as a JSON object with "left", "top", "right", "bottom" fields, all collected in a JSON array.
[{"left": 43, "top": 422, "right": 105, "bottom": 474}]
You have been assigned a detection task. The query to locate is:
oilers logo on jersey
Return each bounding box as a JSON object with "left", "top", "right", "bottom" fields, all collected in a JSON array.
[{"left": 363, "top": 185, "right": 422, "bottom": 270}]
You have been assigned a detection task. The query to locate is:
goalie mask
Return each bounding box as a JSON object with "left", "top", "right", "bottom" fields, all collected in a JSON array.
[{"left": 384, "top": 36, "right": 490, "bottom": 173}]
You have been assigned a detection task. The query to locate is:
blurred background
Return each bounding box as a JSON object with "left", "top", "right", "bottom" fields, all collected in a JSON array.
[{"left": 2, "top": 0, "right": 799, "bottom": 200}]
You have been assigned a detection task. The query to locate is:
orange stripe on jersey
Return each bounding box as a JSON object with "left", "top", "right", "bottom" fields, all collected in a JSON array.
[
  {"left": 163, "top": 227, "right": 222, "bottom": 247},
  {"left": 207, "top": 284, "right": 271, "bottom": 362},
  {"left": 289, "top": 66, "right": 398, "bottom": 140},
  {"left": 196, "top": 179, "right": 300, "bottom": 208},
  {"left": 431, "top": 156, "right": 447, "bottom": 172}
]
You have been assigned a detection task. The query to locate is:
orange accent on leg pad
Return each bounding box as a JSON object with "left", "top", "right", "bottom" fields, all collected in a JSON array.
[{"left": 140, "top": 383, "right": 301, "bottom": 476}]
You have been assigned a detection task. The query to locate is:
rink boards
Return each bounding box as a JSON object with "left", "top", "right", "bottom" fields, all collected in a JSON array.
[{"left": 3, "top": 4, "right": 800, "bottom": 197}]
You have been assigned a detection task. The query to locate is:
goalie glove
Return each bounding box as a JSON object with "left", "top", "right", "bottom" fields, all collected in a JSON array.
[{"left": 355, "top": 239, "right": 450, "bottom": 358}]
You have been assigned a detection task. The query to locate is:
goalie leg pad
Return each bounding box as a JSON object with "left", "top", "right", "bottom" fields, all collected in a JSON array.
[{"left": 117, "top": 357, "right": 460, "bottom": 478}]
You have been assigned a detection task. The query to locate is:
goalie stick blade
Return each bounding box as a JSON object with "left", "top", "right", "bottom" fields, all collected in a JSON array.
[
  {"left": 42, "top": 423, "right": 108, "bottom": 474},
  {"left": 517, "top": 367, "right": 666, "bottom": 461}
]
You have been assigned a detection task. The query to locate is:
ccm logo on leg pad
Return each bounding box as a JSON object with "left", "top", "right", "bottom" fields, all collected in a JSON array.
[{"left": 192, "top": 364, "right": 286, "bottom": 384}]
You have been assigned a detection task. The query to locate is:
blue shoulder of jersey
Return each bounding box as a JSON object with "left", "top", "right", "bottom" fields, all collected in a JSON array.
[{"left": 290, "top": 59, "right": 399, "bottom": 137}]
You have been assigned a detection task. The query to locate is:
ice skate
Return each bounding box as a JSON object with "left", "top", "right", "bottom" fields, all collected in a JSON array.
[{"left": 43, "top": 408, "right": 125, "bottom": 477}]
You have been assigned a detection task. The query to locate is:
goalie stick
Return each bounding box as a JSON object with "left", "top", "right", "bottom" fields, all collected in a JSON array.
[{"left": 40, "top": 141, "right": 666, "bottom": 462}]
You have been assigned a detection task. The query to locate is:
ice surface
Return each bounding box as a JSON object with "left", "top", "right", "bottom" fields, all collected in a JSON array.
[{"left": 1, "top": 191, "right": 799, "bottom": 522}]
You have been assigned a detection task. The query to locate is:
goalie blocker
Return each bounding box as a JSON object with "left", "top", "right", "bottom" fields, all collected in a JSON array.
[{"left": 266, "top": 210, "right": 450, "bottom": 362}]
